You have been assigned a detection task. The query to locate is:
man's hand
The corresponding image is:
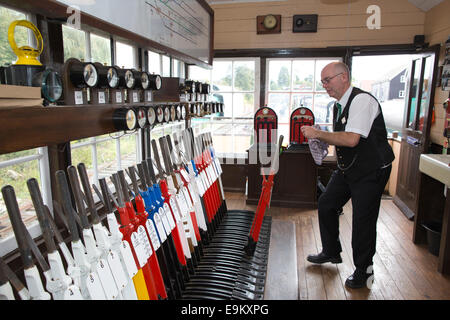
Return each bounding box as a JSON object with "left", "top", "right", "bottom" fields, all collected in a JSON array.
[
  {"left": 301, "top": 125, "right": 360, "bottom": 147},
  {"left": 301, "top": 125, "right": 320, "bottom": 139}
]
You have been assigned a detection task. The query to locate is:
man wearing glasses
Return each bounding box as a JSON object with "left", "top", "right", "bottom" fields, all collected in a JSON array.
[{"left": 301, "top": 62, "right": 394, "bottom": 289}]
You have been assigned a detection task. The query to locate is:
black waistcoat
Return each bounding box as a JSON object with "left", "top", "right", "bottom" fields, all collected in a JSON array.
[{"left": 333, "top": 87, "right": 395, "bottom": 182}]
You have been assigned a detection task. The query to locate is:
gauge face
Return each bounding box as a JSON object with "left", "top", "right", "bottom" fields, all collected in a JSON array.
[
  {"left": 83, "top": 63, "right": 98, "bottom": 87},
  {"left": 43, "top": 70, "right": 63, "bottom": 102},
  {"left": 107, "top": 67, "right": 119, "bottom": 88},
  {"left": 181, "top": 105, "right": 186, "bottom": 119},
  {"left": 191, "top": 82, "right": 196, "bottom": 93},
  {"left": 126, "top": 109, "right": 137, "bottom": 130},
  {"left": 125, "top": 70, "right": 135, "bottom": 89},
  {"left": 170, "top": 106, "right": 176, "bottom": 121},
  {"left": 156, "top": 106, "right": 164, "bottom": 122},
  {"left": 155, "top": 75, "right": 162, "bottom": 90},
  {"left": 141, "top": 72, "right": 150, "bottom": 90},
  {"left": 148, "top": 107, "right": 156, "bottom": 125},
  {"left": 164, "top": 107, "right": 170, "bottom": 122},
  {"left": 176, "top": 105, "right": 181, "bottom": 120},
  {"left": 191, "top": 103, "right": 197, "bottom": 114},
  {"left": 137, "top": 108, "right": 147, "bottom": 128}
]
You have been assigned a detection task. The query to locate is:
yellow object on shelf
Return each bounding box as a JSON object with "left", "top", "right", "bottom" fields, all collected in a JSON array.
[{"left": 8, "top": 20, "right": 43, "bottom": 66}]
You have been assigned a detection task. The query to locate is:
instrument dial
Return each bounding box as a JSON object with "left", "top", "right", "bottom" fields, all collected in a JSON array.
[
  {"left": 156, "top": 106, "right": 164, "bottom": 123},
  {"left": 83, "top": 63, "right": 98, "bottom": 87},
  {"left": 125, "top": 70, "right": 135, "bottom": 89},
  {"left": 148, "top": 107, "right": 156, "bottom": 125}
]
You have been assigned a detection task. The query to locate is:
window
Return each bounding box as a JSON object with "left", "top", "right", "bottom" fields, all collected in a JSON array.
[
  {"left": 0, "top": 6, "right": 27, "bottom": 66},
  {"left": 266, "top": 58, "right": 340, "bottom": 139},
  {"left": 90, "top": 33, "right": 111, "bottom": 65},
  {"left": 188, "top": 58, "right": 260, "bottom": 157},
  {"left": 62, "top": 24, "right": 86, "bottom": 61},
  {"left": 115, "top": 41, "right": 135, "bottom": 69},
  {"left": 172, "top": 58, "right": 185, "bottom": 78},
  {"left": 71, "top": 132, "right": 140, "bottom": 191},
  {"left": 0, "top": 148, "right": 51, "bottom": 255},
  {"left": 352, "top": 54, "right": 415, "bottom": 136},
  {"left": 162, "top": 55, "right": 171, "bottom": 77},
  {"left": 148, "top": 50, "right": 161, "bottom": 75}
]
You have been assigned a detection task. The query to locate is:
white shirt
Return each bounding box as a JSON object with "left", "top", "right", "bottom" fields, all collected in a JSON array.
[{"left": 337, "top": 86, "right": 380, "bottom": 138}]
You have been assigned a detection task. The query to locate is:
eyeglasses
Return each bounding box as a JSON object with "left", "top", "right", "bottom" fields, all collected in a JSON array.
[{"left": 321, "top": 72, "right": 343, "bottom": 85}]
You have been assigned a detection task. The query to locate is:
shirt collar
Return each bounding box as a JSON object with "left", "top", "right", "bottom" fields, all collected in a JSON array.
[{"left": 337, "top": 86, "right": 353, "bottom": 107}]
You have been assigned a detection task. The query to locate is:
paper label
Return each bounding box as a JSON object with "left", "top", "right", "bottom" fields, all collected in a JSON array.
[
  {"left": 130, "top": 231, "right": 147, "bottom": 268},
  {"left": 74, "top": 91, "right": 83, "bottom": 105},
  {"left": 145, "top": 219, "right": 161, "bottom": 251},
  {"left": 153, "top": 211, "right": 167, "bottom": 242},
  {"left": 146, "top": 91, "right": 152, "bottom": 102},
  {"left": 85, "top": 271, "right": 107, "bottom": 300},
  {"left": 137, "top": 225, "right": 153, "bottom": 260},
  {"left": 170, "top": 197, "right": 183, "bottom": 221},
  {"left": 98, "top": 91, "right": 106, "bottom": 104},
  {"left": 96, "top": 258, "right": 119, "bottom": 300},
  {"left": 133, "top": 91, "right": 139, "bottom": 103},
  {"left": 163, "top": 203, "right": 176, "bottom": 230},
  {"left": 115, "top": 91, "right": 122, "bottom": 103},
  {"left": 119, "top": 240, "right": 138, "bottom": 278},
  {"left": 107, "top": 249, "right": 128, "bottom": 291}
]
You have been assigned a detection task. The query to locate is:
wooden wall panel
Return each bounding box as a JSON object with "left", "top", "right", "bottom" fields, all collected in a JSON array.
[
  {"left": 424, "top": 0, "right": 450, "bottom": 147},
  {"left": 211, "top": 0, "right": 425, "bottom": 50}
]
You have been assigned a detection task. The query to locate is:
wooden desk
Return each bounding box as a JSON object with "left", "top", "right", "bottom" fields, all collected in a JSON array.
[{"left": 246, "top": 144, "right": 318, "bottom": 208}]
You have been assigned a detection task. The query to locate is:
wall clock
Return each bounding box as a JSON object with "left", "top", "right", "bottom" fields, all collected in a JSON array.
[{"left": 257, "top": 14, "right": 281, "bottom": 34}]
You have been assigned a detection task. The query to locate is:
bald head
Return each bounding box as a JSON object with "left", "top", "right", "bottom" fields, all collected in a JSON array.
[{"left": 321, "top": 62, "right": 351, "bottom": 100}]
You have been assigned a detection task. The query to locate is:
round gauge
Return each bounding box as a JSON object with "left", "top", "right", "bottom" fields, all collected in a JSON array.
[
  {"left": 149, "top": 74, "right": 162, "bottom": 90},
  {"left": 164, "top": 106, "right": 170, "bottom": 122},
  {"left": 191, "top": 103, "right": 197, "bottom": 115},
  {"left": 202, "top": 83, "right": 211, "bottom": 94},
  {"left": 176, "top": 105, "right": 181, "bottom": 120},
  {"left": 141, "top": 72, "right": 150, "bottom": 90},
  {"left": 156, "top": 106, "right": 164, "bottom": 123},
  {"left": 33, "top": 68, "right": 63, "bottom": 103},
  {"left": 185, "top": 80, "right": 195, "bottom": 94},
  {"left": 148, "top": 107, "right": 156, "bottom": 125},
  {"left": 137, "top": 108, "right": 147, "bottom": 128},
  {"left": 113, "top": 108, "right": 136, "bottom": 131},
  {"left": 181, "top": 105, "right": 186, "bottom": 120},
  {"left": 126, "top": 109, "right": 137, "bottom": 130},
  {"left": 83, "top": 63, "right": 98, "bottom": 87},
  {"left": 195, "top": 81, "right": 202, "bottom": 93},
  {"left": 170, "top": 105, "right": 176, "bottom": 121},
  {"left": 107, "top": 67, "right": 119, "bottom": 89},
  {"left": 124, "top": 70, "right": 135, "bottom": 89}
]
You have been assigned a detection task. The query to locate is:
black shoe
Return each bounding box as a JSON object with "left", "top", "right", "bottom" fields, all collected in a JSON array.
[
  {"left": 307, "top": 251, "right": 342, "bottom": 264},
  {"left": 345, "top": 267, "right": 374, "bottom": 289}
]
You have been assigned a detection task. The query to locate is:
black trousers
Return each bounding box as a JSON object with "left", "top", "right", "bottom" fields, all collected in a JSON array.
[{"left": 317, "top": 165, "right": 391, "bottom": 271}]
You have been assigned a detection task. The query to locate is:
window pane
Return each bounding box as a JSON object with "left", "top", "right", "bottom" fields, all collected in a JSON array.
[
  {"left": 119, "top": 134, "right": 137, "bottom": 170},
  {"left": 116, "top": 41, "right": 135, "bottom": 69},
  {"left": 315, "top": 59, "right": 340, "bottom": 91},
  {"left": 162, "top": 55, "right": 170, "bottom": 77},
  {"left": 267, "top": 93, "right": 290, "bottom": 123},
  {"left": 97, "top": 138, "right": 118, "bottom": 177},
  {"left": 313, "top": 94, "right": 335, "bottom": 124},
  {"left": 0, "top": 160, "right": 40, "bottom": 239},
  {"left": 0, "top": 7, "right": 27, "bottom": 65},
  {"left": 90, "top": 33, "right": 111, "bottom": 65},
  {"left": 148, "top": 51, "right": 161, "bottom": 75},
  {"left": 292, "top": 60, "right": 314, "bottom": 91},
  {"left": 220, "top": 93, "right": 233, "bottom": 117},
  {"left": 189, "top": 65, "right": 210, "bottom": 83},
  {"left": 268, "top": 60, "right": 291, "bottom": 91},
  {"left": 233, "top": 93, "right": 254, "bottom": 118},
  {"left": 212, "top": 61, "right": 232, "bottom": 91},
  {"left": 292, "top": 94, "right": 313, "bottom": 110},
  {"left": 418, "top": 56, "right": 433, "bottom": 132},
  {"left": 234, "top": 61, "right": 254, "bottom": 91},
  {"left": 71, "top": 145, "right": 93, "bottom": 169},
  {"left": 63, "top": 25, "right": 86, "bottom": 61}
]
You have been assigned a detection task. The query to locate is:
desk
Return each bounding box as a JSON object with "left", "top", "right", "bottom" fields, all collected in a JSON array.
[
  {"left": 416, "top": 154, "right": 450, "bottom": 274},
  {"left": 246, "top": 144, "right": 318, "bottom": 208}
]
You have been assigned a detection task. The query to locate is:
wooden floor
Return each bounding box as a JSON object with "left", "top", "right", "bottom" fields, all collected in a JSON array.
[{"left": 224, "top": 191, "right": 450, "bottom": 300}]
